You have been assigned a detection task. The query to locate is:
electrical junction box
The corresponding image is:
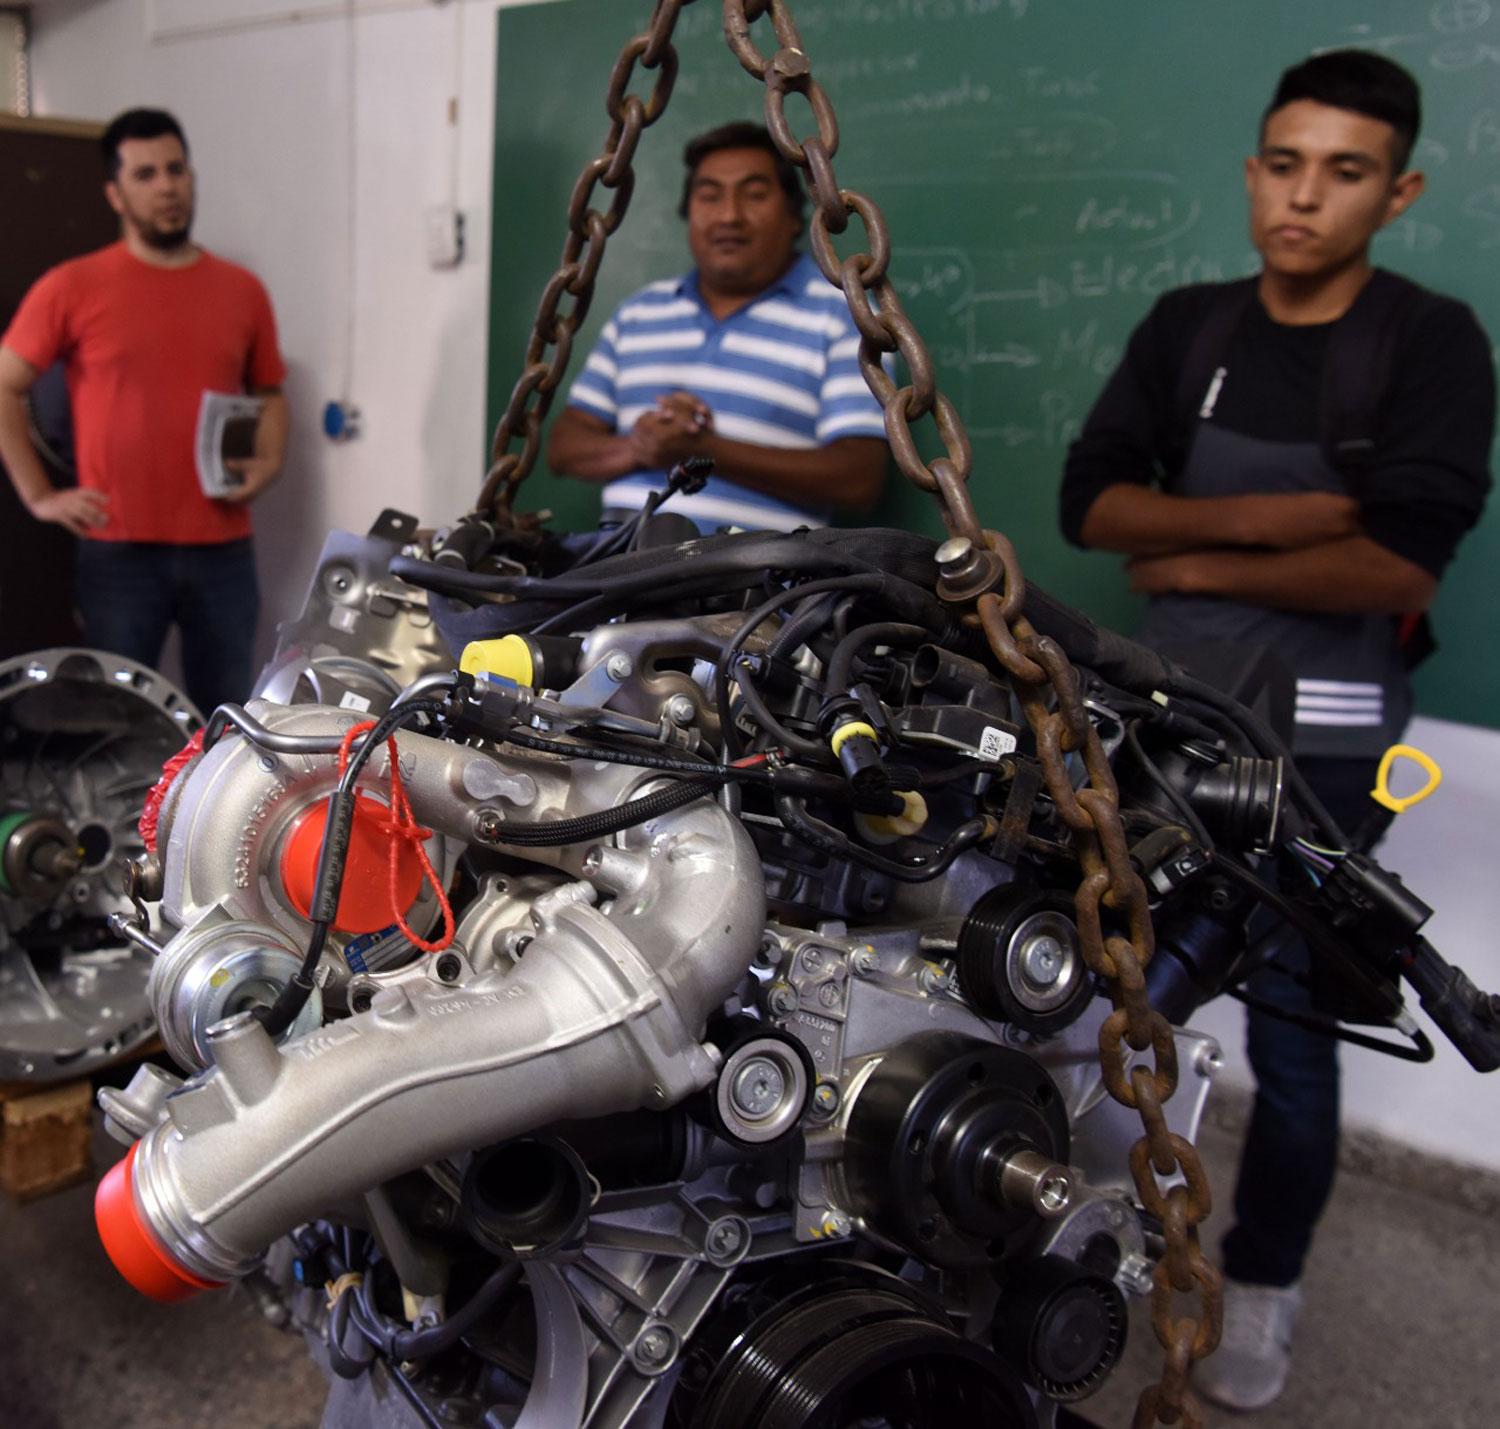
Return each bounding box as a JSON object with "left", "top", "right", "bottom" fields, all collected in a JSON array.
[{"left": 425, "top": 204, "right": 464, "bottom": 269}]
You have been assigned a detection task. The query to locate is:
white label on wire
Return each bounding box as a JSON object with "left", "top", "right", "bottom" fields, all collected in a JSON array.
[
  {"left": 338, "top": 691, "right": 373, "bottom": 712},
  {"left": 978, "top": 726, "right": 1017, "bottom": 762}
]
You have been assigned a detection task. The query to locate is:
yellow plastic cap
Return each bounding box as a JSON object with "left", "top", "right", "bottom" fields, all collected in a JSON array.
[{"left": 459, "top": 635, "right": 535, "bottom": 687}]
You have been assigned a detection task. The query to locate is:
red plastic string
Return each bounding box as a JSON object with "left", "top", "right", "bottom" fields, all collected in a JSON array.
[{"left": 337, "top": 721, "right": 455, "bottom": 953}]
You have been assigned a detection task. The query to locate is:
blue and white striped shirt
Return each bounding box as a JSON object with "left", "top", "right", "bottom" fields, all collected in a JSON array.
[{"left": 562, "top": 252, "right": 887, "bottom": 532}]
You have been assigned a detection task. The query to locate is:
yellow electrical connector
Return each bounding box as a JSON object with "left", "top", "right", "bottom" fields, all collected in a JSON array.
[{"left": 829, "top": 720, "right": 879, "bottom": 757}]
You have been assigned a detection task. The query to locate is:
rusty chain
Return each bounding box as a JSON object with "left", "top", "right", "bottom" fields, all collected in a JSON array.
[
  {"left": 476, "top": 0, "right": 692, "bottom": 518},
  {"left": 486, "top": 1, "right": 1221, "bottom": 1420}
]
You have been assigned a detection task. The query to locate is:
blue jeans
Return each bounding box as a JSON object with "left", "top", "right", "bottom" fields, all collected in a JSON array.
[
  {"left": 1220, "top": 756, "right": 1388, "bottom": 1288},
  {"left": 75, "top": 538, "right": 260, "bottom": 717}
]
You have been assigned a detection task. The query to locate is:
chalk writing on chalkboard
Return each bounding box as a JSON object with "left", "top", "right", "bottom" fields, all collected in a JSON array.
[{"left": 492, "top": 0, "right": 1500, "bottom": 730}]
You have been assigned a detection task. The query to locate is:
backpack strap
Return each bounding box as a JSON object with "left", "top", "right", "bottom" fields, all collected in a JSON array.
[
  {"left": 1319, "top": 268, "right": 1424, "bottom": 472},
  {"left": 1172, "top": 279, "right": 1257, "bottom": 445}
]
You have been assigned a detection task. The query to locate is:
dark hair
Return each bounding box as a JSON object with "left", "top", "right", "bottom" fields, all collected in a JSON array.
[
  {"left": 101, "top": 109, "right": 189, "bottom": 179},
  {"left": 677, "top": 120, "right": 805, "bottom": 226},
  {"left": 1262, "top": 50, "right": 1421, "bottom": 171}
]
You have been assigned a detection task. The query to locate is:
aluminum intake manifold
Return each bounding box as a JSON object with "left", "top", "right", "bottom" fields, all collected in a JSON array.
[{"left": 97, "top": 703, "right": 765, "bottom": 1296}]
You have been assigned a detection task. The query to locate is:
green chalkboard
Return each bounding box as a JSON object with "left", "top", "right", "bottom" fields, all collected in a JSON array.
[{"left": 489, "top": 0, "right": 1500, "bottom": 728}]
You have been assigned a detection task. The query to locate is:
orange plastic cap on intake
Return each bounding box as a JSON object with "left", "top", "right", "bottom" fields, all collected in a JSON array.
[{"left": 95, "top": 1143, "right": 224, "bottom": 1302}]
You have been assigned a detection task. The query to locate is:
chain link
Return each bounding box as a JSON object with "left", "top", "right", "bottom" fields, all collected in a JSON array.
[
  {"left": 487, "top": 2, "right": 1222, "bottom": 1416},
  {"left": 478, "top": 0, "right": 697, "bottom": 519}
]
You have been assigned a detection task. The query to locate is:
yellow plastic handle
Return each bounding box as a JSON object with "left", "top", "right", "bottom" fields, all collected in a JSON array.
[{"left": 1370, "top": 744, "right": 1443, "bottom": 815}]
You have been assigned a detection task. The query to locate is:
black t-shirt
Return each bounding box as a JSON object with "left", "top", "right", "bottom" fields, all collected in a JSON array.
[
  {"left": 1059, "top": 275, "right": 1495, "bottom": 756},
  {"left": 1059, "top": 276, "right": 1495, "bottom": 578}
]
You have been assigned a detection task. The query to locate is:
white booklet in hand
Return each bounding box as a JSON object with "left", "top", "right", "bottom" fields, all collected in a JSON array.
[{"left": 194, "top": 391, "right": 265, "bottom": 498}]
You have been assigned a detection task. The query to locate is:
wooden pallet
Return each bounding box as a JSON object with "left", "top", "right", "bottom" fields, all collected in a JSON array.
[
  {"left": 0, "top": 1078, "right": 94, "bottom": 1202},
  {"left": 0, "top": 1036, "right": 167, "bottom": 1203}
]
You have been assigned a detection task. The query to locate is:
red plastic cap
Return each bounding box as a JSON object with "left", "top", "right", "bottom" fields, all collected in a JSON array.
[
  {"left": 95, "top": 1143, "right": 223, "bottom": 1302},
  {"left": 280, "top": 792, "right": 425, "bottom": 935}
]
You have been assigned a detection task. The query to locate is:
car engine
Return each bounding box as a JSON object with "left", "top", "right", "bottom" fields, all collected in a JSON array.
[{"left": 89, "top": 512, "right": 1500, "bottom": 1429}]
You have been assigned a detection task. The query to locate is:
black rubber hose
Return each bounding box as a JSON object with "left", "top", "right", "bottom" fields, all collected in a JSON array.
[
  {"left": 497, "top": 726, "right": 858, "bottom": 805},
  {"left": 498, "top": 727, "right": 772, "bottom": 783},
  {"left": 731, "top": 655, "right": 826, "bottom": 760},
  {"left": 825, "top": 621, "right": 928, "bottom": 694},
  {"left": 1123, "top": 721, "right": 1215, "bottom": 851},
  {"left": 351, "top": 1261, "right": 524, "bottom": 1361},
  {"left": 1167, "top": 671, "right": 1347, "bottom": 848},
  {"left": 766, "top": 591, "right": 842, "bottom": 661},
  {"left": 326, "top": 1291, "right": 379, "bottom": 1378},
  {"left": 480, "top": 777, "right": 715, "bottom": 848},
  {"left": 1207, "top": 851, "right": 1358, "bottom": 965},
  {"left": 715, "top": 575, "right": 892, "bottom": 759},
  {"left": 531, "top": 580, "right": 726, "bottom": 637},
  {"left": 1228, "top": 987, "right": 1434, "bottom": 1062},
  {"left": 773, "top": 793, "right": 992, "bottom": 883},
  {"left": 391, "top": 539, "right": 864, "bottom": 601},
  {"left": 396, "top": 534, "right": 951, "bottom": 631}
]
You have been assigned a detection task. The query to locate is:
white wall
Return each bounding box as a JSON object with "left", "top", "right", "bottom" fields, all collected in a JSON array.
[{"left": 27, "top": 0, "right": 1500, "bottom": 1172}]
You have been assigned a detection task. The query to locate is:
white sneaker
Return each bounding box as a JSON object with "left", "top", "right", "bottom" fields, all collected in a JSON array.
[{"left": 1194, "top": 1279, "right": 1302, "bottom": 1412}]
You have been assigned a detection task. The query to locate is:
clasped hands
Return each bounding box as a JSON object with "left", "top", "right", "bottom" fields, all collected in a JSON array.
[{"left": 628, "top": 392, "right": 714, "bottom": 469}]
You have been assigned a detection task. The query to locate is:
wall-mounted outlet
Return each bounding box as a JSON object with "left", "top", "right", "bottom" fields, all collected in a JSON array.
[{"left": 425, "top": 204, "right": 464, "bottom": 269}]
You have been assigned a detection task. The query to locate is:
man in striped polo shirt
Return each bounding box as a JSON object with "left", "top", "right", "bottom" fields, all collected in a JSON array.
[{"left": 546, "top": 121, "right": 888, "bottom": 533}]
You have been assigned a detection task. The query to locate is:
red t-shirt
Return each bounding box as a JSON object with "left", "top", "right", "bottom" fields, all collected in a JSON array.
[{"left": 2, "top": 242, "right": 287, "bottom": 544}]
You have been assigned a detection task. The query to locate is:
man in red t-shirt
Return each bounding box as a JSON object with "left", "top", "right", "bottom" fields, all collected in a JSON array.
[{"left": 0, "top": 107, "right": 287, "bottom": 715}]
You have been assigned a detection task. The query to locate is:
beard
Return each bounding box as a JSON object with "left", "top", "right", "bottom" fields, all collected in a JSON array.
[
  {"left": 139, "top": 216, "right": 194, "bottom": 251},
  {"left": 120, "top": 196, "right": 194, "bottom": 252},
  {"left": 143, "top": 223, "right": 192, "bottom": 251}
]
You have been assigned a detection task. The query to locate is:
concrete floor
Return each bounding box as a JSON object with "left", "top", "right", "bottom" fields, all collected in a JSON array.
[{"left": 2, "top": 1120, "right": 1495, "bottom": 1429}]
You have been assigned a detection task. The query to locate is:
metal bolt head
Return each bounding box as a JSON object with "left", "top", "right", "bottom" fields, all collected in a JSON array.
[
  {"left": 634, "top": 1324, "right": 675, "bottom": 1367},
  {"left": 816, "top": 981, "right": 842, "bottom": 1010},
  {"left": 935, "top": 536, "right": 974, "bottom": 571},
  {"left": 812, "top": 1081, "right": 840, "bottom": 1116},
  {"left": 605, "top": 652, "right": 634, "bottom": 682},
  {"left": 819, "top": 1209, "right": 852, "bottom": 1239},
  {"left": 767, "top": 984, "right": 798, "bottom": 1016},
  {"left": 1019, "top": 934, "right": 1065, "bottom": 988},
  {"left": 919, "top": 963, "right": 954, "bottom": 995},
  {"left": 665, "top": 694, "right": 696, "bottom": 727},
  {"left": 1118, "top": 1252, "right": 1155, "bottom": 1297},
  {"left": 800, "top": 947, "right": 825, "bottom": 974},
  {"left": 705, "top": 1218, "right": 745, "bottom": 1259},
  {"left": 475, "top": 809, "right": 502, "bottom": 841},
  {"left": 730, "top": 1057, "right": 786, "bottom": 1118},
  {"left": 852, "top": 947, "right": 879, "bottom": 977}
]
